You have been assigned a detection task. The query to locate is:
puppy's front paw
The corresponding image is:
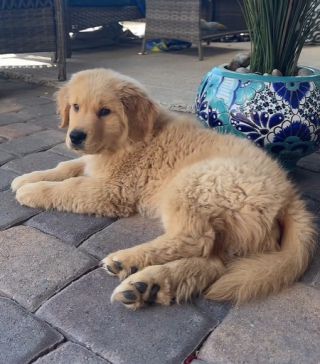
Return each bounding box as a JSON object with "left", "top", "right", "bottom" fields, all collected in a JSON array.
[
  {"left": 102, "top": 250, "right": 142, "bottom": 280},
  {"left": 11, "top": 174, "right": 32, "bottom": 192},
  {"left": 11, "top": 172, "right": 44, "bottom": 192},
  {"left": 15, "top": 181, "right": 52, "bottom": 209}
]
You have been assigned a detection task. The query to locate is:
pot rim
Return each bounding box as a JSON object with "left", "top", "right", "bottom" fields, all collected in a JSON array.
[{"left": 214, "top": 64, "right": 320, "bottom": 82}]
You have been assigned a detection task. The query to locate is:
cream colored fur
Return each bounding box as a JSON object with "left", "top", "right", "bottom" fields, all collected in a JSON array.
[{"left": 12, "top": 68, "right": 317, "bottom": 309}]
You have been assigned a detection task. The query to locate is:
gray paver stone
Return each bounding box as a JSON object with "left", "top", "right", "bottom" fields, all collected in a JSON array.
[
  {"left": 290, "top": 168, "right": 320, "bottom": 202},
  {"left": 0, "top": 110, "right": 35, "bottom": 126},
  {"left": 29, "top": 114, "right": 64, "bottom": 132},
  {"left": 304, "top": 196, "right": 320, "bottom": 214},
  {"left": 0, "top": 226, "right": 98, "bottom": 311},
  {"left": 0, "top": 297, "right": 63, "bottom": 364},
  {"left": 0, "top": 122, "right": 44, "bottom": 140},
  {"left": 0, "top": 189, "right": 41, "bottom": 230},
  {"left": 18, "top": 96, "right": 54, "bottom": 107},
  {"left": 0, "top": 130, "right": 65, "bottom": 156},
  {"left": 34, "top": 342, "right": 111, "bottom": 364},
  {"left": 0, "top": 168, "right": 18, "bottom": 191},
  {"left": 0, "top": 150, "right": 15, "bottom": 166},
  {"left": 197, "top": 283, "right": 320, "bottom": 364},
  {"left": 28, "top": 103, "right": 57, "bottom": 117},
  {"left": 80, "top": 214, "right": 164, "bottom": 259},
  {"left": 0, "top": 80, "right": 38, "bottom": 92},
  {"left": 50, "top": 143, "right": 77, "bottom": 159},
  {"left": 297, "top": 153, "right": 320, "bottom": 173},
  {"left": 2, "top": 151, "right": 70, "bottom": 175},
  {"left": 37, "top": 268, "right": 218, "bottom": 364},
  {"left": 301, "top": 215, "right": 320, "bottom": 289},
  {"left": 26, "top": 211, "right": 116, "bottom": 247},
  {"left": 193, "top": 298, "right": 233, "bottom": 323}
]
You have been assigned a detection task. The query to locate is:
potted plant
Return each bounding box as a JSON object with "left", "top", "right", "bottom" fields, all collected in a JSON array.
[{"left": 195, "top": 0, "right": 320, "bottom": 169}]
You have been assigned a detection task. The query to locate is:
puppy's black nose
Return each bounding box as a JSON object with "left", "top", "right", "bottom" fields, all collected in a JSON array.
[{"left": 70, "top": 130, "right": 87, "bottom": 145}]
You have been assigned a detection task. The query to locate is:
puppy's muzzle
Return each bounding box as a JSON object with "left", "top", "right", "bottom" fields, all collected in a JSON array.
[{"left": 69, "top": 130, "right": 87, "bottom": 148}]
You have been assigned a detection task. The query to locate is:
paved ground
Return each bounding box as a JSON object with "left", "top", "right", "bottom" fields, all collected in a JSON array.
[{"left": 0, "top": 74, "right": 320, "bottom": 364}]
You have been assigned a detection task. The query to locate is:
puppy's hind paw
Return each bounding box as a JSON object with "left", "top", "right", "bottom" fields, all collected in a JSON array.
[{"left": 111, "top": 267, "right": 172, "bottom": 310}]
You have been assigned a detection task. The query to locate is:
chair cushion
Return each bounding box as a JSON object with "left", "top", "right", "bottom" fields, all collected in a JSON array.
[{"left": 69, "top": 0, "right": 136, "bottom": 7}]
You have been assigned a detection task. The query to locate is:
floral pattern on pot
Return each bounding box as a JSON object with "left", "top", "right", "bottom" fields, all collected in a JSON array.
[
  {"left": 272, "top": 81, "right": 311, "bottom": 108},
  {"left": 234, "top": 80, "right": 265, "bottom": 105},
  {"left": 195, "top": 65, "right": 320, "bottom": 169}
]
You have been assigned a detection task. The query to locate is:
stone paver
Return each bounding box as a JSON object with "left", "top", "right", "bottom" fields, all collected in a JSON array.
[
  {"left": 37, "top": 268, "right": 218, "bottom": 364},
  {"left": 290, "top": 167, "right": 320, "bottom": 202},
  {"left": 26, "top": 211, "right": 116, "bottom": 247},
  {"left": 2, "top": 151, "right": 70, "bottom": 175},
  {"left": 0, "top": 168, "right": 18, "bottom": 191},
  {"left": 197, "top": 283, "right": 320, "bottom": 364},
  {"left": 0, "top": 226, "right": 97, "bottom": 311},
  {"left": 0, "top": 150, "right": 15, "bottom": 166},
  {"left": 50, "top": 143, "right": 77, "bottom": 159},
  {"left": 0, "top": 189, "right": 41, "bottom": 230},
  {"left": 34, "top": 343, "right": 111, "bottom": 364},
  {"left": 18, "top": 96, "right": 54, "bottom": 107},
  {"left": 80, "top": 214, "right": 164, "bottom": 259},
  {"left": 193, "top": 299, "right": 233, "bottom": 323},
  {"left": 297, "top": 153, "right": 320, "bottom": 173},
  {"left": 29, "top": 114, "right": 63, "bottom": 132},
  {"left": 0, "top": 130, "right": 65, "bottom": 157},
  {"left": 0, "top": 110, "right": 35, "bottom": 126},
  {"left": 0, "top": 122, "right": 44, "bottom": 140},
  {"left": 0, "top": 297, "right": 63, "bottom": 364},
  {"left": 304, "top": 196, "right": 320, "bottom": 214},
  {"left": 301, "top": 215, "right": 320, "bottom": 289},
  {"left": 28, "top": 103, "right": 57, "bottom": 117}
]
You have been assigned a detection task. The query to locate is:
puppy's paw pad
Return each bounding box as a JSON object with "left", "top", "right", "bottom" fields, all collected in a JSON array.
[
  {"left": 111, "top": 270, "right": 171, "bottom": 310},
  {"left": 101, "top": 254, "right": 139, "bottom": 280}
]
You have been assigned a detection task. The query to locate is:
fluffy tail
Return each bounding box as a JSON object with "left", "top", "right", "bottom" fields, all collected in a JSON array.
[{"left": 205, "top": 196, "right": 318, "bottom": 305}]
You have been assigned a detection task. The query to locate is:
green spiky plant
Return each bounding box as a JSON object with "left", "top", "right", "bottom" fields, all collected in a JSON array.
[{"left": 240, "top": 0, "right": 319, "bottom": 76}]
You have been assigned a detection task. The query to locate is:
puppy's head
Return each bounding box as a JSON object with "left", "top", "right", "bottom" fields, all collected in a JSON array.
[{"left": 55, "top": 69, "right": 158, "bottom": 154}]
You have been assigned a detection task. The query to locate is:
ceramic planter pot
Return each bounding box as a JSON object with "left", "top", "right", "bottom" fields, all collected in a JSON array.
[{"left": 195, "top": 64, "right": 320, "bottom": 169}]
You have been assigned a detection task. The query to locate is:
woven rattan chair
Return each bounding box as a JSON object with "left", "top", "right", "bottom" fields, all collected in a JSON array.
[
  {"left": 68, "top": 0, "right": 143, "bottom": 32},
  {"left": 142, "top": 0, "right": 247, "bottom": 60},
  {"left": 0, "top": 0, "right": 67, "bottom": 81}
]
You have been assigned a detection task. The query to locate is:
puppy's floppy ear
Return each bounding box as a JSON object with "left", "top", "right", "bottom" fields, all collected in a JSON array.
[
  {"left": 54, "top": 85, "right": 70, "bottom": 129},
  {"left": 120, "top": 83, "right": 158, "bottom": 142}
]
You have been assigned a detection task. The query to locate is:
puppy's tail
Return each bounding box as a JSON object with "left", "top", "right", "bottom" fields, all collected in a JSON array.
[{"left": 205, "top": 196, "right": 317, "bottom": 305}]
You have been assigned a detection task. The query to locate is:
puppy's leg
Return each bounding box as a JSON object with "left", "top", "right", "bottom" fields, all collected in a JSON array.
[
  {"left": 15, "top": 176, "right": 134, "bottom": 217},
  {"left": 111, "top": 256, "right": 225, "bottom": 309},
  {"left": 11, "top": 158, "right": 86, "bottom": 191},
  {"left": 103, "top": 227, "right": 215, "bottom": 280}
]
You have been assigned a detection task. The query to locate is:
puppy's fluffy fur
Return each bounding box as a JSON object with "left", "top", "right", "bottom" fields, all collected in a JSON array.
[{"left": 12, "top": 69, "right": 317, "bottom": 309}]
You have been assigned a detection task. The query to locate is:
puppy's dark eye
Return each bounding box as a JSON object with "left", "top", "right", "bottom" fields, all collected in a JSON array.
[
  {"left": 74, "top": 104, "right": 79, "bottom": 112},
  {"left": 98, "top": 108, "right": 111, "bottom": 117}
]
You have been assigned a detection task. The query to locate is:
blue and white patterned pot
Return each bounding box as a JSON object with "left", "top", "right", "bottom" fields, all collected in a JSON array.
[{"left": 195, "top": 64, "right": 320, "bottom": 170}]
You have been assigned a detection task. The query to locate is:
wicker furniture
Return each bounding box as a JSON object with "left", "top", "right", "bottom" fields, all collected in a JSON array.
[
  {"left": 306, "top": 3, "right": 320, "bottom": 44},
  {"left": 68, "top": 0, "right": 143, "bottom": 32},
  {"left": 0, "top": 0, "right": 67, "bottom": 81},
  {"left": 142, "top": 0, "right": 247, "bottom": 60}
]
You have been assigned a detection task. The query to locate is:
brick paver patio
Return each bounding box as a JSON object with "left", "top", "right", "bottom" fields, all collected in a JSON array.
[{"left": 0, "top": 76, "right": 319, "bottom": 364}]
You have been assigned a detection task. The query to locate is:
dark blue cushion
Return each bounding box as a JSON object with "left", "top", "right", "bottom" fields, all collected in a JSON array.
[{"left": 68, "top": 0, "right": 136, "bottom": 7}]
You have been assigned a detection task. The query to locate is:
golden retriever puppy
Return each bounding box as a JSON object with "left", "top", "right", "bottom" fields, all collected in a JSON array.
[{"left": 12, "top": 69, "right": 317, "bottom": 310}]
